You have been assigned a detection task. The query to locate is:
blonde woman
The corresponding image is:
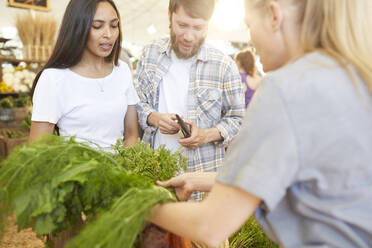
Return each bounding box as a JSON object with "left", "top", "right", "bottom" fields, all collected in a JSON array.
[{"left": 146, "top": 0, "right": 372, "bottom": 247}]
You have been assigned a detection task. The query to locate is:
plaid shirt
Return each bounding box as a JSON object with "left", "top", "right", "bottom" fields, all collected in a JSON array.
[{"left": 135, "top": 38, "right": 245, "bottom": 199}]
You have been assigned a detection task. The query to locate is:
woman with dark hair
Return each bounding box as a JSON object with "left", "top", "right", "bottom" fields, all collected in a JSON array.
[
  {"left": 29, "top": 1, "right": 139, "bottom": 245},
  {"left": 234, "top": 49, "right": 261, "bottom": 108},
  {"left": 30, "top": 0, "right": 139, "bottom": 150}
]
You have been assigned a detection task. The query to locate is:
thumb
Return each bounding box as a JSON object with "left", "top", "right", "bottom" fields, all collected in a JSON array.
[
  {"left": 183, "top": 119, "right": 195, "bottom": 128},
  {"left": 170, "top": 114, "right": 178, "bottom": 121},
  {"left": 156, "top": 179, "right": 171, "bottom": 187},
  {"left": 157, "top": 176, "right": 185, "bottom": 188}
]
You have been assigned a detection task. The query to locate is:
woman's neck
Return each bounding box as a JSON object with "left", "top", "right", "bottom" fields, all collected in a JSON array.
[
  {"left": 282, "top": 24, "right": 305, "bottom": 67},
  {"left": 70, "top": 50, "right": 113, "bottom": 78}
]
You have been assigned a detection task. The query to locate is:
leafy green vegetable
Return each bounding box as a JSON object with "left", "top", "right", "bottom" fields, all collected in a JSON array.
[
  {"left": 1, "top": 136, "right": 130, "bottom": 235},
  {"left": 229, "top": 216, "right": 278, "bottom": 248},
  {"left": 66, "top": 186, "right": 175, "bottom": 248},
  {"left": 113, "top": 140, "right": 187, "bottom": 182},
  {"left": 2, "top": 129, "right": 27, "bottom": 139},
  {"left": 0, "top": 97, "right": 13, "bottom": 109},
  {"left": 0, "top": 95, "right": 31, "bottom": 109},
  {"left": 12, "top": 94, "right": 31, "bottom": 108},
  {"left": 0, "top": 135, "right": 186, "bottom": 244},
  {"left": 21, "top": 111, "right": 31, "bottom": 131}
]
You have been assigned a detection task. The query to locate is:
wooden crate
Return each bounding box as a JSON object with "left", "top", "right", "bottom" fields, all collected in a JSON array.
[
  {"left": 0, "top": 107, "right": 29, "bottom": 129},
  {"left": 0, "top": 128, "right": 28, "bottom": 159}
]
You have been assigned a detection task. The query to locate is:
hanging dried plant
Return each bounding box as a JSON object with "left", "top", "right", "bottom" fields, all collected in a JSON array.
[{"left": 15, "top": 12, "right": 57, "bottom": 60}]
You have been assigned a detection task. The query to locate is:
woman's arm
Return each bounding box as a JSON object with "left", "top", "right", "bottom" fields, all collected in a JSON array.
[
  {"left": 157, "top": 172, "right": 217, "bottom": 201},
  {"left": 29, "top": 121, "right": 55, "bottom": 142},
  {"left": 148, "top": 182, "right": 261, "bottom": 247},
  {"left": 123, "top": 105, "right": 139, "bottom": 147}
]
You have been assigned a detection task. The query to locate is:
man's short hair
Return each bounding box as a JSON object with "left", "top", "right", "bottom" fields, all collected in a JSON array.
[{"left": 168, "top": 0, "right": 215, "bottom": 20}]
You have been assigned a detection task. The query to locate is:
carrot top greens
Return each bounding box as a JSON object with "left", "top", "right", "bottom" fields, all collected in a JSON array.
[{"left": 0, "top": 135, "right": 186, "bottom": 248}]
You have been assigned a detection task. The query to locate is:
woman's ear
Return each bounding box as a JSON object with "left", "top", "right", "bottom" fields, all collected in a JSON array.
[{"left": 267, "top": 1, "right": 284, "bottom": 32}]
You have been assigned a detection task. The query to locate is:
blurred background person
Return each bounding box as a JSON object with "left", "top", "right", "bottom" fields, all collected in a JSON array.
[{"left": 234, "top": 49, "right": 261, "bottom": 108}]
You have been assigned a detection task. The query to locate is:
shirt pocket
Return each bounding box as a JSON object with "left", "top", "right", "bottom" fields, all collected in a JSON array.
[{"left": 196, "top": 87, "right": 222, "bottom": 127}]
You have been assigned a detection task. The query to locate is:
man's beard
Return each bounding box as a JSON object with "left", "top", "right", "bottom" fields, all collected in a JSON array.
[{"left": 170, "top": 27, "right": 205, "bottom": 59}]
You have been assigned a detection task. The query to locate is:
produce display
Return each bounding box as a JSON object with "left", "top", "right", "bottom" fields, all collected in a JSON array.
[
  {"left": 0, "top": 95, "right": 31, "bottom": 109},
  {"left": 1, "top": 66, "right": 36, "bottom": 93},
  {"left": 0, "top": 81, "right": 13, "bottom": 93},
  {"left": 0, "top": 135, "right": 186, "bottom": 248},
  {"left": 0, "top": 135, "right": 277, "bottom": 248}
]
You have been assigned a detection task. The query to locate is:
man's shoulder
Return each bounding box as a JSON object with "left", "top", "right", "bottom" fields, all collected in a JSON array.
[
  {"left": 203, "top": 43, "right": 234, "bottom": 65},
  {"left": 203, "top": 43, "right": 225, "bottom": 56},
  {"left": 142, "top": 37, "right": 169, "bottom": 56}
]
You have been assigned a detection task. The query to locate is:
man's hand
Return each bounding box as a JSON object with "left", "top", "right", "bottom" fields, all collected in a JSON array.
[
  {"left": 157, "top": 172, "right": 217, "bottom": 201},
  {"left": 148, "top": 112, "right": 180, "bottom": 134},
  {"left": 178, "top": 120, "right": 206, "bottom": 149}
]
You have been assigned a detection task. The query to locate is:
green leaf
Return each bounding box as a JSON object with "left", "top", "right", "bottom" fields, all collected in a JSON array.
[{"left": 34, "top": 214, "right": 57, "bottom": 234}]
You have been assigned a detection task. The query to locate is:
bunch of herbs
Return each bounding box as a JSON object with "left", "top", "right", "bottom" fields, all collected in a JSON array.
[
  {"left": 0, "top": 135, "right": 186, "bottom": 245},
  {"left": 112, "top": 140, "right": 187, "bottom": 182},
  {"left": 67, "top": 186, "right": 175, "bottom": 248},
  {"left": 229, "top": 216, "right": 278, "bottom": 248}
]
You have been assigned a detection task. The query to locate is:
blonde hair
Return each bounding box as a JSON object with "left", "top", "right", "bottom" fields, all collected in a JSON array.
[{"left": 249, "top": 0, "right": 372, "bottom": 94}]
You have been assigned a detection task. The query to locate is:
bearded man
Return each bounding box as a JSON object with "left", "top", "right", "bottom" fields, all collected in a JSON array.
[{"left": 135, "top": 0, "right": 245, "bottom": 202}]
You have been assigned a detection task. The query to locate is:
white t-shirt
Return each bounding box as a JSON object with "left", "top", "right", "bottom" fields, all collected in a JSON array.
[
  {"left": 32, "top": 60, "right": 139, "bottom": 150},
  {"left": 154, "top": 52, "right": 194, "bottom": 153}
]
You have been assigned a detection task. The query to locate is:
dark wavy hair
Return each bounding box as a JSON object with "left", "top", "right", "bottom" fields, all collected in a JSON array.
[{"left": 31, "top": 0, "right": 122, "bottom": 98}]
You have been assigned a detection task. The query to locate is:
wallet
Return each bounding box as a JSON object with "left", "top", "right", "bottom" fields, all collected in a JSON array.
[{"left": 175, "top": 114, "right": 191, "bottom": 138}]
